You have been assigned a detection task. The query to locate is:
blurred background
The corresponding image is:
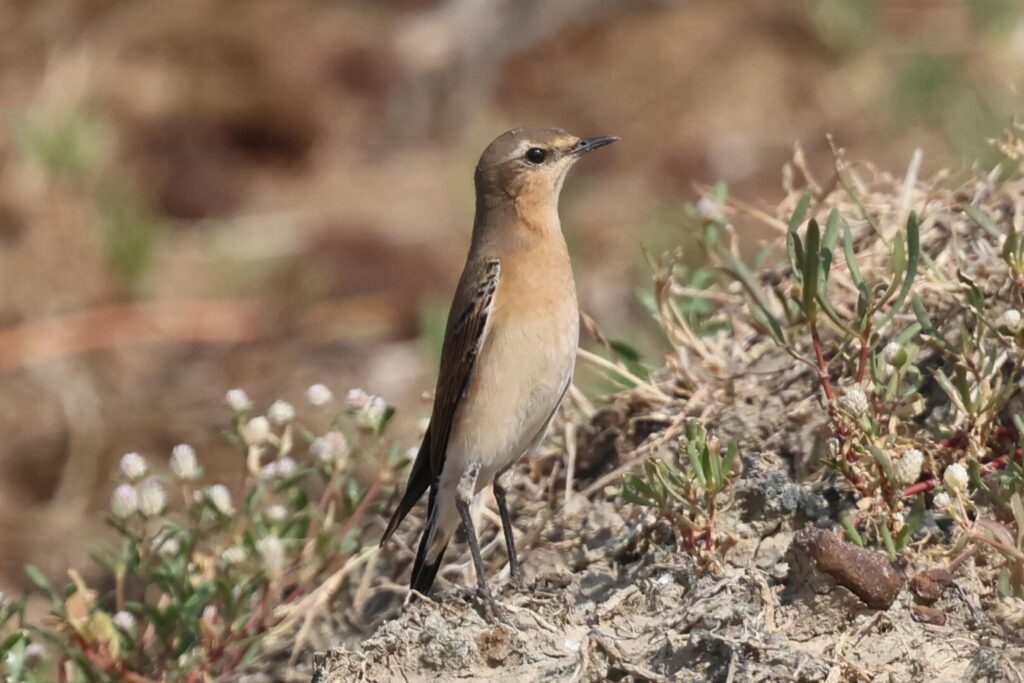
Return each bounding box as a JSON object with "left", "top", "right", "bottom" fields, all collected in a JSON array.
[{"left": 0, "top": 0, "right": 1021, "bottom": 595}]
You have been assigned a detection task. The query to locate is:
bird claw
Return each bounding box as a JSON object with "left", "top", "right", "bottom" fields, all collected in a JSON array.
[
  {"left": 475, "top": 588, "right": 512, "bottom": 626},
  {"left": 508, "top": 569, "right": 527, "bottom": 591}
]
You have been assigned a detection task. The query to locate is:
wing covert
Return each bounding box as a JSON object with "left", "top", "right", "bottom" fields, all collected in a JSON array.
[{"left": 427, "top": 258, "right": 501, "bottom": 476}]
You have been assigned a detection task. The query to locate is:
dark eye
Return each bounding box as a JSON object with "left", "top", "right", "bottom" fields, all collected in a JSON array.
[{"left": 525, "top": 147, "right": 547, "bottom": 164}]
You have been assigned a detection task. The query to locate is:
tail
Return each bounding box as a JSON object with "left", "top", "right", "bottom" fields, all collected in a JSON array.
[
  {"left": 409, "top": 487, "right": 452, "bottom": 597},
  {"left": 380, "top": 427, "right": 433, "bottom": 547}
]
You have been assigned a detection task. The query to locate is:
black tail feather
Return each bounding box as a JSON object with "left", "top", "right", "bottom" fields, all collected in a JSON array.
[
  {"left": 410, "top": 539, "right": 448, "bottom": 598},
  {"left": 380, "top": 428, "right": 432, "bottom": 547},
  {"left": 408, "top": 487, "right": 447, "bottom": 597}
]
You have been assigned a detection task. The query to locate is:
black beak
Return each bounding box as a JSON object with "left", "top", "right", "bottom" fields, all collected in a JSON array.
[{"left": 571, "top": 135, "right": 620, "bottom": 156}]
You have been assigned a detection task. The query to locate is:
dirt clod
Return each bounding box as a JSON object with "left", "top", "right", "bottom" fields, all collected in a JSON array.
[
  {"left": 911, "top": 567, "right": 956, "bottom": 604},
  {"left": 913, "top": 604, "right": 947, "bottom": 626},
  {"left": 790, "top": 527, "right": 905, "bottom": 609}
]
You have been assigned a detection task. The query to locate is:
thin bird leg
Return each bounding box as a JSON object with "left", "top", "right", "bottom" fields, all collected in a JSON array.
[
  {"left": 455, "top": 462, "right": 507, "bottom": 623},
  {"left": 455, "top": 498, "right": 507, "bottom": 623},
  {"left": 493, "top": 468, "right": 524, "bottom": 586}
]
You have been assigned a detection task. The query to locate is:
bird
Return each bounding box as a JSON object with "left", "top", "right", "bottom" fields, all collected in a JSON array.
[{"left": 379, "top": 127, "right": 618, "bottom": 617}]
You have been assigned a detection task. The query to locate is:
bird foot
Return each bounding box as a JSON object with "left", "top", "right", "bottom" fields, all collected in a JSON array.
[
  {"left": 507, "top": 568, "right": 527, "bottom": 591},
  {"left": 474, "top": 588, "right": 512, "bottom": 626}
]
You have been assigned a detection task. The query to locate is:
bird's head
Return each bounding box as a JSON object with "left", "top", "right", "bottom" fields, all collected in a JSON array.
[{"left": 474, "top": 127, "right": 618, "bottom": 217}]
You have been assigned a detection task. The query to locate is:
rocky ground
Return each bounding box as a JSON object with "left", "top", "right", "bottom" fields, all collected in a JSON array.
[{"left": 223, "top": 148, "right": 1024, "bottom": 683}]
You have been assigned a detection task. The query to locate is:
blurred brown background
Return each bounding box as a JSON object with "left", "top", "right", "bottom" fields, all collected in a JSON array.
[{"left": 0, "top": 0, "right": 1020, "bottom": 594}]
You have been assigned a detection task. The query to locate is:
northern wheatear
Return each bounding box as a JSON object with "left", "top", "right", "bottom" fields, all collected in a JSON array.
[{"left": 380, "top": 127, "right": 617, "bottom": 616}]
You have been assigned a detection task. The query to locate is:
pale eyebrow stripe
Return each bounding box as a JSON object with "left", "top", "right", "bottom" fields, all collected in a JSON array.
[{"left": 504, "top": 140, "right": 533, "bottom": 162}]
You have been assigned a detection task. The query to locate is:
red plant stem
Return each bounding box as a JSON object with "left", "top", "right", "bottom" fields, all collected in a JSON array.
[
  {"left": 854, "top": 320, "right": 872, "bottom": 384},
  {"left": 337, "top": 477, "right": 384, "bottom": 541},
  {"left": 74, "top": 637, "right": 164, "bottom": 683},
  {"left": 809, "top": 321, "right": 836, "bottom": 402},
  {"left": 901, "top": 452, "right": 1014, "bottom": 498},
  {"left": 303, "top": 467, "right": 344, "bottom": 545}
]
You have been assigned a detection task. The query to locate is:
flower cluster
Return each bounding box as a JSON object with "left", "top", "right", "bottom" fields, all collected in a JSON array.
[{"left": 4, "top": 384, "right": 398, "bottom": 682}]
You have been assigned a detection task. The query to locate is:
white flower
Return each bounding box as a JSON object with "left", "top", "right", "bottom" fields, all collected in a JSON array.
[
  {"left": 111, "top": 484, "right": 139, "bottom": 518},
  {"left": 223, "top": 546, "right": 247, "bottom": 565},
  {"left": 363, "top": 395, "right": 388, "bottom": 426},
  {"left": 882, "top": 342, "right": 904, "bottom": 366},
  {"left": 932, "top": 491, "right": 952, "bottom": 510},
  {"left": 306, "top": 383, "right": 334, "bottom": 407},
  {"left": 1001, "top": 309, "right": 1022, "bottom": 331},
  {"left": 119, "top": 452, "right": 148, "bottom": 481},
  {"left": 893, "top": 448, "right": 924, "bottom": 485},
  {"left": 240, "top": 416, "right": 271, "bottom": 446},
  {"left": 138, "top": 480, "right": 167, "bottom": 517},
  {"left": 695, "top": 194, "right": 725, "bottom": 223},
  {"left": 259, "top": 456, "right": 298, "bottom": 480},
  {"left": 23, "top": 642, "right": 44, "bottom": 666},
  {"left": 170, "top": 444, "right": 200, "bottom": 481},
  {"left": 207, "top": 484, "right": 234, "bottom": 515},
  {"left": 257, "top": 536, "right": 286, "bottom": 580},
  {"left": 839, "top": 387, "right": 869, "bottom": 417},
  {"left": 267, "top": 400, "right": 295, "bottom": 426},
  {"left": 162, "top": 538, "right": 181, "bottom": 558},
  {"left": 265, "top": 504, "right": 287, "bottom": 522},
  {"left": 826, "top": 438, "right": 841, "bottom": 458},
  {"left": 225, "top": 388, "right": 252, "bottom": 412},
  {"left": 113, "top": 610, "right": 137, "bottom": 634},
  {"left": 344, "top": 387, "right": 369, "bottom": 412},
  {"left": 310, "top": 431, "right": 349, "bottom": 465},
  {"left": 276, "top": 456, "right": 297, "bottom": 477},
  {"left": 943, "top": 463, "right": 969, "bottom": 494}
]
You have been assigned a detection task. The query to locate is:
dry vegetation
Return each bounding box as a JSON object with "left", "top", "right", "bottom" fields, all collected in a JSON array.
[{"left": 5, "top": 127, "right": 1024, "bottom": 682}]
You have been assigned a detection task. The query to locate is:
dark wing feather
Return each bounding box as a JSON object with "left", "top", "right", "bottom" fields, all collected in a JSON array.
[
  {"left": 427, "top": 258, "right": 501, "bottom": 474},
  {"left": 379, "top": 258, "right": 501, "bottom": 548}
]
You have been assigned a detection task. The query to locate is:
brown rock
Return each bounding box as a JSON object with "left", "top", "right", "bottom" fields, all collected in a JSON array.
[
  {"left": 910, "top": 567, "right": 955, "bottom": 604},
  {"left": 913, "top": 605, "right": 947, "bottom": 626},
  {"left": 791, "top": 527, "right": 905, "bottom": 609},
  {"left": 476, "top": 625, "right": 515, "bottom": 663}
]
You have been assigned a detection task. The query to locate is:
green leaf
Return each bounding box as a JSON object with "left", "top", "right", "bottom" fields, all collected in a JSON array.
[
  {"left": 610, "top": 339, "right": 643, "bottom": 363},
  {"left": 891, "top": 212, "right": 920, "bottom": 312},
  {"left": 839, "top": 511, "right": 865, "bottom": 546},
  {"left": 842, "top": 218, "right": 866, "bottom": 288},
  {"left": 24, "top": 565, "right": 61, "bottom": 607},
  {"left": 965, "top": 205, "right": 1002, "bottom": 238},
  {"left": 718, "top": 250, "right": 786, "bottom": 343},
  {"left": 932, "top": 369, "right": 968, "bottom": 415},
  {"left": 818, "top": 248, "right": 833, "bottom": 292},
  {"left": 706, "top": 447, "right": 721, "bottom": 489},
  {"left": 622, "top": 474, "right": 655, "bottom": 506},
  {"left": 802, "top": 219, "right": 821, "bottom": 314},
  {"left": 823, "top": 209, "right": 841, "bottom": 251},
  {"left": 788, "top": 192, "right": 811, "bottom": 232},
  {"left": 688, "top": 445, "right": 707, "bottom": 489},
  {"left": 879, "top": 522, "right": 897, "bottom": 559},
  {"left": 722, "top": 442, "right": 738, "bottom": 480},
  {"left": 897, "top": 494, "right": 926, "bottom": 550},
  {"left": 787, "top": 228, "right": 805, "bottom": 283},
  {"left": 867, "top": 444, "right": 895, "bottom": 482}
]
